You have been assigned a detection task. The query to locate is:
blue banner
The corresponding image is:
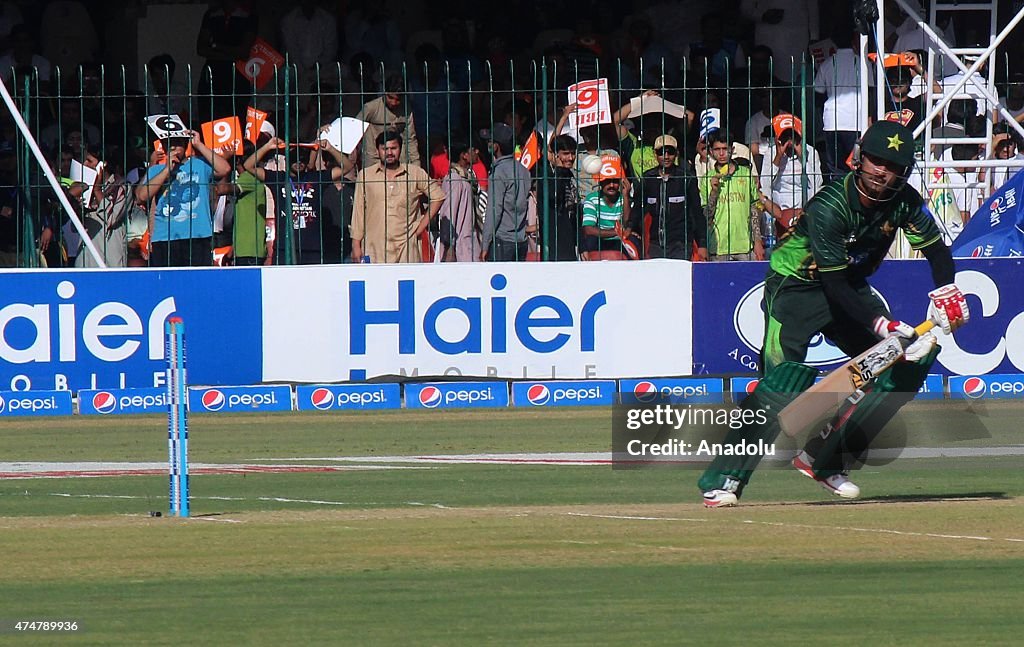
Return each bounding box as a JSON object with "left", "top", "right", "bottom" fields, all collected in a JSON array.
[
  {"left": 188, "top": 385, "right": 292, "bottom": 413},
  {"left": 0, "top": 390, "right": 73, "bottom": 417},
  {"left": 0, "top": 269, "right": 263, "bottom": 392},
  {"left": 951, "top": 168, "right": 1024, "bottom": 258},
  {"left": 295, "top": 384, "right": 402, "bottom": 411},
  {"left": 405, "top": 382, "right": 509, "bottom": 409},
  {"left": 692, "top": 259, "right": 1024, "bottom": 377},
  {"left": 511, "top": 380, "right": 616, "bottom": 407},
  {"left": 79, "top": 388, "right": 169, "bottom": 415}
]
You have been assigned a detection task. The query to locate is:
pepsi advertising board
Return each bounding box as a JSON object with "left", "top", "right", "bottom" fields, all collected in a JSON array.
[
  {"left": 295, "top": 384, "right": 402, "bottom": 411},
  {"left": 188, "top": 385, "right": 293, "bottom": 413},
  {"left": 79, "top": 388, "right": 169, "bottom": 415},
  {"left": 692, "top": 259, "right": 1024, "bottom": 377},
  {"left": 948, "top": 374, "right": 1024, "bottom": 400},
  {"left": 917, "top": 374, "right": 945, "bottom": 400},
  {"left": 511, "top": 380, "right": 616, "bottom": 407},
  {"left": 405, "top": 382, "right": 510, "bottom": 410},
  {"left": 618, "top": 378, "right": 725, "bottom": 404},
  {"left": 0, "top": 390, "right": 73, "bottom": 417},
  {"left": 729, "top": 377, "right": 760, "bottom": 402}
]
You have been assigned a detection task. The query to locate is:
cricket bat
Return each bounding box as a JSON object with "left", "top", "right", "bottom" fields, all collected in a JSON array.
[{"left": 776, "top": 320, "right": 936, "bottom": 438}]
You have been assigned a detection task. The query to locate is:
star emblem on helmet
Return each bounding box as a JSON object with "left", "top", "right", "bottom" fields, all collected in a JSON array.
[{"left": 887, "top": 134, "right": 904, "bottom": 151}]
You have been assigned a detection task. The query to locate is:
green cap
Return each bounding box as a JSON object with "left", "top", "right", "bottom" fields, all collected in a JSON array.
[{"left": 860, "top": 120, "right": 915, "bottom": 168}]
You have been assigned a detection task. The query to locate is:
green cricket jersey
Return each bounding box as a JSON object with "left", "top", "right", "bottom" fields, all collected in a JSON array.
[
  {"left": 699, "top": 164, "right": 759, "bottom": 255},
  {"left": 769, "top": 173, "right": 941, "bottom": 282}
]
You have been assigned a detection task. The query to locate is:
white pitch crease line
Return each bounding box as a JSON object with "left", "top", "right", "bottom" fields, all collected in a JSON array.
[
  {"left": 743, "top": 519, "right": 997, "bottom": 542},
  {"left": 567, "top": 512, "right": 708, "bottom": 523},
  {"left": 9, "top": 492, "right": 394, "bottom": 508},
  {"left": 562, "top": 511, "right": 1023, "bottom": 544},
  {"left": 255, "top": 497, "right": 349, "bottom": 506}
]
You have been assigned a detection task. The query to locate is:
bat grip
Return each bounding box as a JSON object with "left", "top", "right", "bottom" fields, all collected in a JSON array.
[{"left": 914, "top": 320, "right": 936, "bottom": 336}]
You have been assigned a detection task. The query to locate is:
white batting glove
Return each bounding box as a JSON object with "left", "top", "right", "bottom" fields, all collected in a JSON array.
[
  {"left": 872, "top": 316, "right": 917, "bottom": 341},
  {"left": 928, "top": 284, "right": 970, "bottom": 334},
  {"left": 903, "top": 332, "right": 937, "bottom": 362}
]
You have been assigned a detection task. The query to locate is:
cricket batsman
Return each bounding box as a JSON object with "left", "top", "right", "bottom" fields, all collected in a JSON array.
[{"left": 699, "top": 121, "right": 970, "bottom": 507}]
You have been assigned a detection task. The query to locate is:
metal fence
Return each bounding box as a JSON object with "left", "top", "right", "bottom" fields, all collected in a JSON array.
[{"left": 0, "top": 54, "right": 1019, "bottom": 268}]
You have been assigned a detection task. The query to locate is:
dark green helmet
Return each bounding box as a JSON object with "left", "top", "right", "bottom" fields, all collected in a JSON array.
[{"left": 859, "top": 120, "right": 916, "bottom": 169}]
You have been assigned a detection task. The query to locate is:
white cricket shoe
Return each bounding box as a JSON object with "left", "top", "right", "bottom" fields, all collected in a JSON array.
[
  {"left": 702, "top": 490, "right": 739, "bottom": 508},
  {"left": 792, "top": 450, "right": 861, "bottom": 500}
]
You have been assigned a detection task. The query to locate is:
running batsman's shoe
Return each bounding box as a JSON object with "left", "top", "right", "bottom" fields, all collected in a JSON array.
[
  {"left": 702, "top": 490, "right": 739, "bottom": 508},
  {"left": 792, "top": 450, "right": 861, "bottom": 499}
]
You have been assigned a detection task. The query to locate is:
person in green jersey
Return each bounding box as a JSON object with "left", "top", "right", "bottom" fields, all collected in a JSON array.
[
  {"left": 699, "top": 121, "right": 971, "bottom": 507},
  {"left": 231, "top": 141, "right": 270, "bottom": 266},
  {"left": 699, "top": 128, "right": 766, "bottom": 261}
]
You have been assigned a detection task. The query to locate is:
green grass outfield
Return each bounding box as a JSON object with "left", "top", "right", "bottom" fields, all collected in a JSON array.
[{"left": 0, "top": 403, "right": 1022, "bottom": 645}]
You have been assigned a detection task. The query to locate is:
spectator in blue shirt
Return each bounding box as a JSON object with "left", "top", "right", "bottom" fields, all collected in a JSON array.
[{"left": 135, "top": 130, "right": 231, "bottom": 266}]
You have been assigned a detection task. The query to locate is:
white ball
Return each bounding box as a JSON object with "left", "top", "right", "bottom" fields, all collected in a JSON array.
[{"left": 581, "top": 154, "right": 602, "bottom": 175}]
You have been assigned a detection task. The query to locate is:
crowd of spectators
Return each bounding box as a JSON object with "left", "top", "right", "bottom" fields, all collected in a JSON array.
[{"left": 0, "top": 0, "right": 1023, "bottom": 268}]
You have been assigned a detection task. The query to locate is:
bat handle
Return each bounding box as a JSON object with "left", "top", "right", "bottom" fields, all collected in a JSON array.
[{"left": 915, "top": 320, "right": 936, "bottom": 336}]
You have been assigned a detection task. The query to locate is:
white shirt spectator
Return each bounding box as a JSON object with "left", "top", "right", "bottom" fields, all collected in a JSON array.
[
  {"left": 745, "top": 111, "right": 771, "bottom": 151},
  {"left": 941, "top": 70, "right": 996, "bottom": 119},
  {"left": 758, "top": 141, "right": 823, "bottom": 209},
  {"left": 893, "top": 20, "right": 959, "bottom": 79},
  {"left": 933, "top": 149, "right": 984, "bottom": 243},
  {"left": 989, "top": 151, "right": 1024, "bottom": 193},
  {"left": 814, "top": 48, "right": 869, "bottom": 132},
  {"left": 998, "top": 97, "right": 1024, "bottom": 124},
  {"left": 740, "top": 0, "right": 819, "bottom": 82}
]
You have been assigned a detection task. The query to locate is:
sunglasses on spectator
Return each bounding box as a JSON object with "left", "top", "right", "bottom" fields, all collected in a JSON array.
[{"left": 654, "top": 146, "right": 677, "bottom": 156}]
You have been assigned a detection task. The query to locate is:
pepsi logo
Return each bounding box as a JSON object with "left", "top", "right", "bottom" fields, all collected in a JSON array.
[
  {"left": 310, "top": 388, "right": 334, "bottom": 411},
  {"left": 0, "top": 395, "right": 5, "bottom": 413},
  {"left": 526, "top": 384, "right": 551, "bottom": 406},
  {"left": 745, "top": 379, "right": 759, "bottom": 394},
  {"left": 201, "top": 389, "right": 226, "bottom": 411},
  {"left": 92, "top": 391, "right": 117, "bottom": 414},
  {"left": 971, "top": 246, "right": 983, "bottom": 258},
  {"left": 419, "top": 386, "right": 442, "bottom": 409},
  {"left": 633, "top": 381, "right": 658, "bottom": 403},
  {"left": 962, "top": 377, "right": 986, "bottom": 398}
]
